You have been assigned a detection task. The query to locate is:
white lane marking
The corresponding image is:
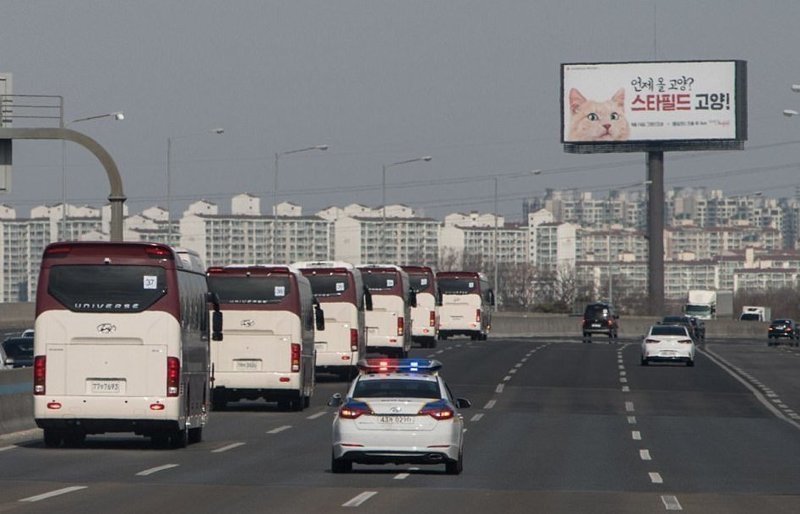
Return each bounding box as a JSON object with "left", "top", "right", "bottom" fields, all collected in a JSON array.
[
  {"left": 267, "top": 425, "right": 292, "bottom": 434},
  {"left": 620, "top": 377, "right": 628, "bottom": 383},
  {"left": 343, "top": 491, "right": 378, "bottom": 507},
  {"left": 503, "top": 375, "right": 512, "bottom": 382},
  {"left": 212, "top": 442, "right": 246, "bottom": 453},
  {"left": 700, "top": 347, "right": 800, "bottom": 431},
  {"left": 649, "top": 472, "right": 664, "bottom": 484},
  {"left": 435, "top": 350, "right": 445, "bottom": 355},
  {"left": 521, "top": 358, "right": 528, "bottom": 363},
  {"left": 514, "top": 363, "right": 523, "bottom": 368},
  {"left": 307, "top": 411, "right": 328, "bottom": 420},
  {"left": 495, "top": 384, "right": 505, "bottom": 393},
  {"left": 394, "top": 473, "right": 410, "bottom": 480},
  {"left": 509, "top": 369, "right": 518, "bottom": 375},
  {"left": 640, "top": 449, "right": 652, "bottom": 460},
  {"left": 627, "top": 416, "right": 637, "bottom": 424},
  {"left": 484, "top": 399, "right": 497, "bottom": 409},
  {"left": 632, "top": 431, "right": 642, "bottom": 441},
  {"left": 618, "top": 365, "right": 625, "bottom": 370},
  {"left": 470, "top": 413, "right": 484, "bottom": 422},
  {"left": 622, "top": 386, "right": 630, "bottom": 392},
  {"left": 0, "top": 445, "right": 16, "bottom": 452},
  {"left": 19, "top": 486, "right": 88, "bottom": 503},
  {"left": 136, "top": 464, "right": 179, "bottom": 476},
  {"left": 620, "top": 370, "right": 627, "bottom": 376},
  {"left": 661, "top": 495, "right": 683, "bottom": 510},
  {"left": 625, "top": 401, "right": 635, "bottom": 412}
]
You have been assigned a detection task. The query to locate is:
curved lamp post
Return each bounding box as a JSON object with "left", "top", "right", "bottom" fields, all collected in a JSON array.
[{"left": 381, "top": 156, "right": 432, "bottom": 262}]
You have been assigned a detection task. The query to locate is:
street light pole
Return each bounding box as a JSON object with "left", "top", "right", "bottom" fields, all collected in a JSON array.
[
  {"left": 61, "top": 111, "right": 124, "bottom": 239},
  {"left": 166, "top": 128, "right": 224, "bottom": 244},
  {"left": 380, "top": 156, "right": 432, "bottom": 263},
  {"left": 271, "top": 144, "right": 328, "bottom": 261}
]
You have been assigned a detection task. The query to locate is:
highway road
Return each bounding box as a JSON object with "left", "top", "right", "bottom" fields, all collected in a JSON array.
[{"left": 2, "top": 336, "right": 800, "bottom": 513}]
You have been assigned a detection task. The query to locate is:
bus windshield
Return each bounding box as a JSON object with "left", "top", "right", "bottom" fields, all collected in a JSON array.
[
  {"left": 306, "top": 273, "right": 349, "bottom": 297},
  {"left": 48, "top": 265, "right": 167, "bottom": 313},
  {"left": 438, "top": 277, "right": 479, "bottom": 295},
  {"left": 207, "top": 275, "right": 292, "bottom": 304}
]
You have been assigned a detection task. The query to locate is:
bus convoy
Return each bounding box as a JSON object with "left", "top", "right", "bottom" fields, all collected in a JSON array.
[{"left": 31, "top": 241, "right": 492, "bottom": 448}]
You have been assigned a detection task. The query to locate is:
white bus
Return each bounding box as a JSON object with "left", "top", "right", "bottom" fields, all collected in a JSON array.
[
  {"left": 206, "top": 265, "right": 323, "bottom": 411},
  {"left": 33, "top": 242, "right": 220, "bottom": 448},
  {"left": 401, "top": 265, "right": 439, "bottom": 348},
  {"left": 357, "top": 265, "right": 416, "bottom": 358},
  {"left": 436, "top": 271, "right": 494, "bottom": 341},
  {"left": 294, "top": 261, "right": 372, "bottom": 380}
]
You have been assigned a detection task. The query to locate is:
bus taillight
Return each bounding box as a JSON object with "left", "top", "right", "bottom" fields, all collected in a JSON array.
[
  {"left": 291, "top": 343, "right": 301, "bottom": 372},
  {"left": 429, "top": 310, "right": 436, "bottom": 327},
  {"left": 350, "top": 329, "right": 359, "bottom": 352},
  {"left": 476, "top": 309, "right": 482, "bottom": 323},
  {"left": 34, "top": 356, "right": 46, "bottom": 395},
  {"left": 397, "top": 317, "right": 405, "bottom": 336},
  {"left": 167, "top": 357, "right": 180, "bottom": 397}
]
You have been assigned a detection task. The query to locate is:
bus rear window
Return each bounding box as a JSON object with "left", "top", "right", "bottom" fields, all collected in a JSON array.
[
  {"left": 207, "top": 276, "right": 292, "bottom": 304},
  {"left": 306, "top": 274, "right": 349, "bottom": 297},
  {"left": 363, "top": 272, "right": 399, "bottom": 292},
  {"left": 438, "top": 278, "right": 479, "bottom": 294},
  {"left": 48, "top": 265, "right": 167, "bottom": 313},
  {"left": 408, "top": 273, "right": 434, "bottom": 294}
]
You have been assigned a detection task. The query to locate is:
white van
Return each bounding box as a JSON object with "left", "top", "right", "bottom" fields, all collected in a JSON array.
[
  {"left": 357, "top": 265, "right": 416, "bottom": 358},
  {"left": 437, "top": 271, "right": 494, "bottom": 340},
  {"left": 33, "top": 242, "right": 219, "bottom": 448},
  {"left": 401, "top": 265, "right": 439, "bottom": 348},
  {"left": 294, "top": 261, "right": 372, "bottom": 380},
  {"left": 206, "top": 265, "right": 322, "bottom": 411}
]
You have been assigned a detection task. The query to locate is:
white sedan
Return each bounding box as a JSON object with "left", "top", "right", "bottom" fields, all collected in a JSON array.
[
  {"left": 641, "top": 324, "right": 696, "bottom": 367},
  {"left": 328, "top": 358, "right": 470, "bottom": 474}
]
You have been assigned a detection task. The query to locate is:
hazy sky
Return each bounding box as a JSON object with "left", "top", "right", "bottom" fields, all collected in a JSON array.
[{"left": 2, "top": 0, "right": 800, "bottom": 222}]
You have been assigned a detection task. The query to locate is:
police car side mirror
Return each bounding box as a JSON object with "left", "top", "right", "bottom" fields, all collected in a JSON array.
[
  {"left": 456, "top": 398, "right": 471, "bottom": 409},
  {"left": 328, "top": 393, "right": 343, "bottom": 407}
]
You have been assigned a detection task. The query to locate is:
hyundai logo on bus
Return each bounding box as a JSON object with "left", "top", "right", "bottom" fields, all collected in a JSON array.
[
  {"left": 97, "top": 323, "right": 117, "bottom": 334},
  {"left": 241, "top": 319, "right": 255, "bottom": 327}
]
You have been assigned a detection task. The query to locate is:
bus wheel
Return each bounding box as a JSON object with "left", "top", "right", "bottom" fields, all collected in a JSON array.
[
  {"left": 43, "top": 429, "right": 63, "bottom": 448},
  {"left": 170, "top": 427, "right": 189, "bottom": 449},
  {"left": 188, "top": 427, "right": 203, "bottom": 444},
  {"left": 211, "top": 390, "right": 227, "bottom": 411},
  {"left": 151, "top": 433, "right": 170, "bottom": 448},
  {"left": 63, "top": 430, "right": 86, "bottom": 448}
]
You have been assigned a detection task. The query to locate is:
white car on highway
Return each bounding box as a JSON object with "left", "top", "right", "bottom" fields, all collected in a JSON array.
[
  {"left": 328, "top": 359, "right": 469, "bottom": 474},
  {"left": 641, "top": 324, "right": 696, "bottom": 367}
]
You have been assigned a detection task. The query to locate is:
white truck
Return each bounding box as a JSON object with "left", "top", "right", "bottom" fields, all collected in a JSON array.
[
  {"left": 684, "top": 290, "right": 733, "bottom": 320},
  {"left": 740, "top": 306, "right": 771, "bottom": 322}
]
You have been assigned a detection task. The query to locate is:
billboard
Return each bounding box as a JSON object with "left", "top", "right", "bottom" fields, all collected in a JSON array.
[{"left": 561, "top": 60, "right": 747, "bottom": 153}]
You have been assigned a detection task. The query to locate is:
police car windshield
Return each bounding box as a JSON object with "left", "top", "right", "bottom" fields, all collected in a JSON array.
[{"left": 353, "top": 379, "right": 441, "bottom": 399}]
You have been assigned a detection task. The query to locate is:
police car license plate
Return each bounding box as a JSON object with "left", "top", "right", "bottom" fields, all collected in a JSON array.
[{"left": 379, "top": 416, "right": 414, "bottom": 424}]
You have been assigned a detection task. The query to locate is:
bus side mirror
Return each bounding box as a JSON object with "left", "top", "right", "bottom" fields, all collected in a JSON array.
[
  {"left": 408, "top": 289, "right": 417, "bottom": 308},
  {"left": 212, "top": 311, "right": 223, "bottom": 341},
  {"left": 314, "top": 300, "right": 325, "bottom": 331},
  {"left": 364, "top": 286, "right": 373, "bottom": 311},
  {"left": 490, "top": 291, "right": 496, "bottom": 306},
  {"left": 207, "top": 292, "right": 223, "bottom": 341},
  {"left": 437, "top": 291, "right": 443, "bottom": 306}
]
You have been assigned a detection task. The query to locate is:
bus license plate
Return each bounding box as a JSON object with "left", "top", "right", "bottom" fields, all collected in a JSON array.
[
  {"left": 379, "top": 416, "right": 414, "bottom": 424},
  {"left": 234, "top": 360, "right": 261, "bottom": 371},
  {"left": 87, "top": 379, "right": 125, "bottom": 394}
]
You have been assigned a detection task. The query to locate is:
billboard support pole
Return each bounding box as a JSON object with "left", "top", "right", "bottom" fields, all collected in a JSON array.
[{"left": 647, "top": 151, "right": 664, "bottom": 315}]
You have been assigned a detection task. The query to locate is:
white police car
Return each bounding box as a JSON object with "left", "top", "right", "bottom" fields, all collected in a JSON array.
[{"left": 328, "top": 358, "right": 470, "bottom": 474}]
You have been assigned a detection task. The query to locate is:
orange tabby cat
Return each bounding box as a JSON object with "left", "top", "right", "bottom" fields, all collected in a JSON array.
[{"left": 567, "top": 88, "right": 630, "bottom": 141}]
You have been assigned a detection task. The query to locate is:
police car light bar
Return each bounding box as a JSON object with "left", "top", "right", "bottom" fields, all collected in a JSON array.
[{"left": 356, "top": 358, "right": 442, "bottom": 374}]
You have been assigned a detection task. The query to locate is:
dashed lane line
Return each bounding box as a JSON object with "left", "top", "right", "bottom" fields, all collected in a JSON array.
[
  {"left": 484, "top": 399, "right": 497, "bottom": 409},
  {"left": 0, "top": 445, "right": 16, "bottom": 452},
  {"left": 625, "top": 401, "right": 635, "bottom": 412},
  {"left": 267, "top": 425, "right": 292, "bottom": 434},
  {"left": 307, "top": 411, "right": 329, "bottom": 420},
  {"left": 136, "top": 464, "right": 179, "bottom": 477},
  {"left": 627, "top": 416, "right": 637, "bottom": 425},
  {"left": 661, "top": 495, "right": 683, "bottom": 511},
  {"left": 212, "top": 442, "right": 246, "bottom": 453},
  {"left": 632, "top": 431, "right": 642, "bottom": 441},
  {"left": 343, "top": 491, "right": 378, "bottom": 507},
  {"left": 19, "top": 486, "right": 88, "bottom": 503},
  {"left": 470, "top": 413, "right": 484, "bottom": 422},
  {"left": 495, "top": 384, "right": 505, "bottom": 394},
  {"left": 649, "top": 472, "right": 664, "bottom": 484},
  {"left": 640, "top": 449, "right": 652, "bottom": 461}
]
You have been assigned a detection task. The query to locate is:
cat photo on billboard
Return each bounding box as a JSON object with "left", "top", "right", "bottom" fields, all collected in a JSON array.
[{"left": 567, "top": 87, "right": 630, "bottom": 141}]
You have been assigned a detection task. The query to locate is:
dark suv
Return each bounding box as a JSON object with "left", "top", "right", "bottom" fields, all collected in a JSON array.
[
  {"left": 582, "top": 302, "right": 619, "bottom": 342},
  {"left": 661, "top": 315, "right": 704, "bottom": 343},
  {"left": 768, "top": 319, "right": 798, "bottom": 347}
]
